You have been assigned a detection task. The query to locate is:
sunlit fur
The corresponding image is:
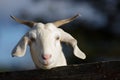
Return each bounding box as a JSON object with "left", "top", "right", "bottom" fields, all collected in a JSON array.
[
  {"left": 29, "top": 23, "right": 67, "bottom": 69},
  {"left": 12, "top": 23, "right": 86, "bottom": 69}
]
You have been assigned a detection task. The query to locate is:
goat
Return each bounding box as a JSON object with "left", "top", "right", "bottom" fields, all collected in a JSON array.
[{"left": 11, "top": 14, "right": 86, "bottom": 69}]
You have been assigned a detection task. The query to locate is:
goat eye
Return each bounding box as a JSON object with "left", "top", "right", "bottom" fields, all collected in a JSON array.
[
  {"left": 31, "top": 37, "right": 36, "bottom": 41},
  {"left": 56, "top": 36, "right": 60, "bottom": 40}
]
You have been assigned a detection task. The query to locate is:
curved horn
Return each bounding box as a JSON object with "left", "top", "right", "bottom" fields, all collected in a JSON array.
[
  {"left": 10, "top": 16, "right": 36, "bottom": 28},
  {"left": 53, "top": 14, "right": 80, "bottom": 27}
]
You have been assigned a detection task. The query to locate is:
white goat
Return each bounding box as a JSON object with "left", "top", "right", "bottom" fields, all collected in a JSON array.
[{"left": 11, "top": 14, "right": 86, "bottom": 69}]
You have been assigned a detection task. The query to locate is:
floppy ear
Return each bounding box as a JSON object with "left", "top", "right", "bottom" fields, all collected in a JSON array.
[
  {"left": 59, "top": 29, "right": 86, "bottom": 59},
  {"left": 12, "top": 34, "right": 29, "bottom": 57}
]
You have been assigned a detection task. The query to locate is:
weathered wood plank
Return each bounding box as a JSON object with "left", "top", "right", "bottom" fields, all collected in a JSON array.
[{"left": 0, "top": 61, "right": 120, "bottom": 80}]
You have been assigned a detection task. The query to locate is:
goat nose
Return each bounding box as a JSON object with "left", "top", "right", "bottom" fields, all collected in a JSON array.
[{"left": 42, "top": 54, "right": 52, "bottom": 60}]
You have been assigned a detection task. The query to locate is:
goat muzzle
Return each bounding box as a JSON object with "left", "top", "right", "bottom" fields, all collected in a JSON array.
[{"left": 42, "top": 54, "right": 52, "bottom": 60}]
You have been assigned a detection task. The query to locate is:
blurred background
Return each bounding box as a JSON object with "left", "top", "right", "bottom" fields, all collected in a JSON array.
[{"left": 0, "top": 0, "right": 120, "bottom": 72}]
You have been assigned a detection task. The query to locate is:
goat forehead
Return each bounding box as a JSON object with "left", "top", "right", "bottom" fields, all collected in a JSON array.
[
  {"left": 35, "top": 23, "right": 59, "bottom": 35},
  {"left": 36, "top": 23, "right": 45, "bottom": 28},
  {"left": 37, "top": 29, "right": 59, "bottom": 38},
  {"left": 36, "top": 23, "right": 57, "bottom": 31},
  {"left": 28, "top": 23, "right": 60, "bottom": 39}
]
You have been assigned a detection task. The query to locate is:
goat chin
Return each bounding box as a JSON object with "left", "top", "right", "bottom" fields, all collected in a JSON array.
[{"left": 35, "top": 61, "right": 67, "bottom": 69}]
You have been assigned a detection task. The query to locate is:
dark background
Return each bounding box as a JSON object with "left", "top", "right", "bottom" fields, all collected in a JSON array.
[{"left": 0, "top": 0, "right": 120, "bottom": 72}]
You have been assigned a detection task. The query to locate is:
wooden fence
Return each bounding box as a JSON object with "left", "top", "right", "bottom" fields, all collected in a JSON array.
[{"left": 0, "top": 61, "right": 120, "bottom": 80}]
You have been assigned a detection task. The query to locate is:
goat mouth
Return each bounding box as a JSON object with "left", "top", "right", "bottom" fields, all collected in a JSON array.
[
  {"left": 42, "top": 60, "right": 52, "bottom": 66},
  {"left": 38, "top": 57, "right": 53, "bottom": 66}
]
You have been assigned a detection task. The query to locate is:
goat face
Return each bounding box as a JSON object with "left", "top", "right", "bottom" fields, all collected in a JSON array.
[
  {"left": 29, "top": 23, "right": 65, "bottom": 69},
  {"left": 11, "top": 14, "right": 86, "bottom": 69}
]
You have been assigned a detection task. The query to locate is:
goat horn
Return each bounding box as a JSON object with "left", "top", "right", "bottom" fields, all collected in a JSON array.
[
  {"left": 53, "top": 14, "right": 80, "bottom": 27},
  {"left": 10, "top": 16, "right": 36, "bottom": 28}
]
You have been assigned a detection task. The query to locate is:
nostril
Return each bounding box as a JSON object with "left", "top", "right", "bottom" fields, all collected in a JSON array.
[{"left": 42, "top": 54, "right": 52, "bottom": 60}]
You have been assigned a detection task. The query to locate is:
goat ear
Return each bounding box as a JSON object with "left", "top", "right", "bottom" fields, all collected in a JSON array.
[
  {"left": 12, "top": 35, "right": 29, "bottom": 57},
  {"left": 73, "top": 45, "right": 86, "bottom": 59},
  {"left": 59, "top": 29, "right": 86, "bottom": 59}
]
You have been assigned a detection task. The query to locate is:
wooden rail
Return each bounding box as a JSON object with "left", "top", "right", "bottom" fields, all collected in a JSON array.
[{"left": 0, "top": 61, "right": 120, "bottom": 80}]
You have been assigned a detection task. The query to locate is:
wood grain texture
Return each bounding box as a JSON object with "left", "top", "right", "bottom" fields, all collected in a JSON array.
[{"left": 0, "top": 61, "right": 120, "bottom": 80}]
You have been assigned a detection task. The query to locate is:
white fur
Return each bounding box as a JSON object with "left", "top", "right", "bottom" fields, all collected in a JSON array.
[{"left": 12, "top": 23, "right": 86, "bottom": 69}]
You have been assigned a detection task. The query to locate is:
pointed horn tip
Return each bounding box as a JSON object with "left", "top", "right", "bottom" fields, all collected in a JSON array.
[
  {"left": 10, "top": 15, "right": 13, "bottom": 18},
  {"left": 10, "top": 15, "right": 16, "bottom": 20},
  {"left": 77, "top": 14, "right": 80, "bottom": 16},
  {"left": 69, "top": 14, "right": 81, "bottom": 21},
  {"left": 75, "top": 14, "right": 81, "bottom": 18}
]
